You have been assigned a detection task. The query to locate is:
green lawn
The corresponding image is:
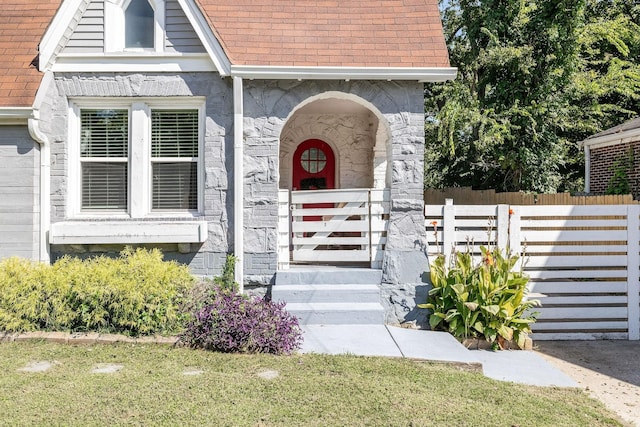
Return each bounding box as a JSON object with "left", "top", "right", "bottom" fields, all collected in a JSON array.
[{"left": 0, "top": 341, "right": 623, "bottom": 427}]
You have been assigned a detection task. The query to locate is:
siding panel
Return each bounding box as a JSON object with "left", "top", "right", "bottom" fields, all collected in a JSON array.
[
  {"left": 165, "top": 0, "right": 206, "bottom": 53},
  {"left": 65, "top": 0, "right": 105, "bottom": 53},
  {"left": 0, "top": 126, "right": 39, "bottom": 260}
]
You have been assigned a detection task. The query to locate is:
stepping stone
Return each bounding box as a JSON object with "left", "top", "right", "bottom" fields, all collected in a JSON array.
[
  {"left": 91, "top": 364, "right": 123, "bottom": 374},
  {"left": 18, "top": 361, "right": 57, "bottom": 373},
  {"left": 257, "top": 369, "right": 279, "bottom": 380},
  {"left": 182, "top": 368, "right": 204, "bottom": 376}
]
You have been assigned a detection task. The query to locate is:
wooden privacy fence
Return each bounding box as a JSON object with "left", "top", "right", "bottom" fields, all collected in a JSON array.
[
  {"left": 425, "top": 187, "right": 639, "bottom": 205},
  {"left": 425, "top": 200, "right": 640, "bottom": 341}
]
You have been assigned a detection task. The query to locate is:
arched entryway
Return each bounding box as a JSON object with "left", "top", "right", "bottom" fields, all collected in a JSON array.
[{"left": 277, "top": 92, "right": 392, "bottom": 268}]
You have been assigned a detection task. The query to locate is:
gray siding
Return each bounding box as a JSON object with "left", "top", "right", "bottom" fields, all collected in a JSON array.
[
  {"left": 165, "top": 0, "right": 206, "bottom": 53},
  {"left": 61, "top": 0, "right": 205, "bottom": 55},
  {"left": 0, "top": 126, "right": 40, "bottom": 260},
  {"left": 65, "top": 0, "right": 105, "bottom": 54}
]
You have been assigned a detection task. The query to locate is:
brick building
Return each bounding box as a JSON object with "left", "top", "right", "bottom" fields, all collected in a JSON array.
[{"left": 581, "top": 117, "right": 640, "bottom": 200}]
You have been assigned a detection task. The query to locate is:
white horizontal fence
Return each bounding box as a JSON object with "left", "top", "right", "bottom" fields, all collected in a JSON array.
[
  {"left": 277, "top": 188, "right": 389, "bottom": 269},
  {"left": 425, "top": 200, "right": 640, "bottom": 341}
]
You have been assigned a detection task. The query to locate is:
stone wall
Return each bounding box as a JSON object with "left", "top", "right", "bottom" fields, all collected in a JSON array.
[
  {"left": 40, "top": 74, "right": 430, "bottom": 324},
  {"left": 243, "top": 80, "right": 429, "bottom": 324},
  {"left": 45, "top": 73, "right": 233, "bottom": 276}
]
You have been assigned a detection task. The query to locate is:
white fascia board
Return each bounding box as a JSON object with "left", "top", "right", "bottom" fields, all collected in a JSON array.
[
  {"left": 230, "top": 65, "right": 458, "bottom": 82},
  {"left": 580, "top": 127, "right": 640, "bottom": 150},
  {"left": 0, "top": 107, "right": 32, "bottom": 124},
  {"left": 38, "top": 0, "right": 85, "bottom": 72},
  {"left": 50, "top": 221, "right": 209, "bottom": 244},
  {"left": 51, "top": 53, "right": 216, "bottom": 72},
  {"left": 176, "top": 0, "right": 231, "bottom": 76}
]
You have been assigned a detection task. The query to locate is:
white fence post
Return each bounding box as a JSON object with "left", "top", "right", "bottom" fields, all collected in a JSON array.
[
  {"left": 369, "top": 189, "right": 389, "bottom": 269},
  {"left": 277, "top": 189, "right": 290, "bottom": 270},
  {"left": 496, "top": 204, "right": 510, "bottom": 251},
  {"left": 627, "top": 204, "right": 640, "bottom": 340},
  {"left": 443, "top": 199, "right": 455, "bottom": 265}
]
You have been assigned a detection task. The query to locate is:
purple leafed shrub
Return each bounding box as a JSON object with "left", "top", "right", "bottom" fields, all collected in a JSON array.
[{"left": 180, "top": 287, "right": 303, "bottom": 355}]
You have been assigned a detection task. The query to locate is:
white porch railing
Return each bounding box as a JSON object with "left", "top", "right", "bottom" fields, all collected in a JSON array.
[
  {"left": 425, "top": 200, "right": 640, "bottom": 341},
  {"left": 278, "top": 188, "right": 389, "bottom": 269}
]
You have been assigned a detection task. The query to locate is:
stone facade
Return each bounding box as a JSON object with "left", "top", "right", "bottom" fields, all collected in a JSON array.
[
  {"left": 589, "top": 140, "right": 640, "bottom": 200},
  {"left": 38, "top": 73, "right": 429, "bottom": 325},
  {"left": 44, "top": 72, "right": 233, "bottom": 276}
]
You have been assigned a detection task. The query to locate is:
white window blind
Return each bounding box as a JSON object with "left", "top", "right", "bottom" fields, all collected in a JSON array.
[
  {"left": 80, "top": 109, "right": 128, "bottom": 210},
  {"left": 151, "top": 109, "right": 198, "bottom": 210}
]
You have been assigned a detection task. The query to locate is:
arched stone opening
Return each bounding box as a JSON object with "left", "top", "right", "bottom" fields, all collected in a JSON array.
[{"left": 279, "top": 92, "right": 391, "bottom": 190}]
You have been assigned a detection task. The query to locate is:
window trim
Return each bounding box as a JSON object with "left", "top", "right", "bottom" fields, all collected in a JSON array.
[
  {"left": 105, "top": 0, "right": 166, "bottom": 53},
  {"left": 68, "top": 98, "right": 205, "bottom": 219}
]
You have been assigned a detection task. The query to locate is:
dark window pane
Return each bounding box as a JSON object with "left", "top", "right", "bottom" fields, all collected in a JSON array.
[
  {"left": 125, "top": 0, "right": 154, "bottom": 48},
  {"left": 151, "top": 110, "right": 198, "bottom": 157},
  {"left": 82, "top": 162, "right": 128, "bottom": 210},
  {"left": 80, "top": 109, "right": 128, "bottom": 158},
  {"left": 152, "top": 162, "right": 197, "bottom": 210}
]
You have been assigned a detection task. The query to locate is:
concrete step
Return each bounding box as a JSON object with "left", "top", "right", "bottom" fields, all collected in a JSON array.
[
  {"left": 272, "top": 284, "right": 380, "bottom": 304},
  {"left": 276, "top": 268, "right": 382, "bottom": 285},
  {"left": 285, "top": 302, "right": 385, "bottom": 325}
]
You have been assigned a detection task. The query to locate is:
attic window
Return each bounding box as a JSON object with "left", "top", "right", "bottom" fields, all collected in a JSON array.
[
  {"left": 125, "top": 0, "right": 154, "bottom": 49},
  {"left": 104, "top": 0, "right": 165, "bottom": 53}
]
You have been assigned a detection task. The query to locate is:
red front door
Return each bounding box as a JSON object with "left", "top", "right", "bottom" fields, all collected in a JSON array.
[
  {"left": 292, "top": 139, "right": 335, "bottom": 222},
  {"left": 292, "top": 139, "right": 335, "bottom": 191}
]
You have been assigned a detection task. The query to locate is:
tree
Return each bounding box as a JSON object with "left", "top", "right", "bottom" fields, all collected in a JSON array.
[
  {"left": 426, "top": 0, "right": 640, "bottom": 193},
  {"left": 425, "top": 0, "right": 584, "bottom": 192}
]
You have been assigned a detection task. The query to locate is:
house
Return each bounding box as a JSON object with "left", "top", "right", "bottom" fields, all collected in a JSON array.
[
  {"left": 581, "top": 117, "right": 640, "bottom": 199},
  {"left": 0, "top": 0, "right": 455, "bottom": 325}
]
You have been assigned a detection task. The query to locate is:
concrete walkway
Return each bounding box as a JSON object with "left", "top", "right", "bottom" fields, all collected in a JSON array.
[{"left": 300, "top": 324, "right": 578, "bottom": 387}]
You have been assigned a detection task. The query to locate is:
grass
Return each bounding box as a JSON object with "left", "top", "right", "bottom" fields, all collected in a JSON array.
[{"left": 0, "top": 341, "right": 623, "bottom": 427}]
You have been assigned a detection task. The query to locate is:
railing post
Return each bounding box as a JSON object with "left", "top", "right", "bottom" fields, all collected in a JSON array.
[
  {"left": 443, "top": 199, "right": 455, "bottom": 265},
  {"left": 277, "top": 189, "right": 290, "bottom": 270},
  {"left": 369, "top": 189, "right": 388, "bottom": 269},
  {"left": 496, "top": 204, "right": 510, "bottom": 252},
  {"left": 627, "top": 204, "right": 640, "bottom": 340},
  {"left": 508, "top": 205, "right": 523, "bottom": 270}
]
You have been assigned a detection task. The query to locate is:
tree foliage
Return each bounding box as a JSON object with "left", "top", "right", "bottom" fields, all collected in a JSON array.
[{"left": 425, "top": 0, "right": 640, "bottom": 193}]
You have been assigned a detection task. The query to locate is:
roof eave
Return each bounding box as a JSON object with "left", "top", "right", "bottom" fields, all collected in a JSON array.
[
  {"left": 230, "top": 65, "right": 457, "bottom": 82},
  {"left": 0, "top": 107, "right": 32, "bottom": 124},
  {"left": 579, "top": 127, "right": 640, "bottom": 149}
]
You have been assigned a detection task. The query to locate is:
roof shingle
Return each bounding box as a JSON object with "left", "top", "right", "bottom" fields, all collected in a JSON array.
[
  {"left": 195, "top": 0, "right": 450, "bottom": 68},
  {"left": 0, "top": 0, "right": 450, "bottom": 107},
  {"left": 0, "top": 1, "right": 61, "bottom": 107}
]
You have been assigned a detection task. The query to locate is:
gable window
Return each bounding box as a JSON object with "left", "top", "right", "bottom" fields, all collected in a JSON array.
[
  {"left": 125, "top": 0, "right": 155, "bottom": 49},
  {"left": 69, "top": 100, "right": 203, "bottom": 218},
  {"left": 104, "top": 0, "right": 165, "bottom": 53}
]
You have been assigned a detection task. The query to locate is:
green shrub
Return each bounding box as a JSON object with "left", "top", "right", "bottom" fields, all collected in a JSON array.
[
  {"left": 0, "top": 247, "right": 195, "bottom": 336},
  {"left": 420, "top": 246, "right": 540, "bottom": 349}
]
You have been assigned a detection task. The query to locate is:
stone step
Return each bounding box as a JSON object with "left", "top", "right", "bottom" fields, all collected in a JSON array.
[
  {"left": 272, "top": 284, "right": 380, "bottom": 304},
  {"left": 285, "top": 302, "right": 385, "bottom": 325},
  {"left": 276, "top": 268, "right": 382, "bottom": 285}
]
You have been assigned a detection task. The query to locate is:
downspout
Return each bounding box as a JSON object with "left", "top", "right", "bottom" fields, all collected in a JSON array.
[
  {"left": 584, "top": 145, "right": 591, "bottom": 194},
  {"left": 233, "top": 76, "right": 244, "bottom": 292},
  {"left": 27, "top": 71, "right": 53, "bottom": 263}
]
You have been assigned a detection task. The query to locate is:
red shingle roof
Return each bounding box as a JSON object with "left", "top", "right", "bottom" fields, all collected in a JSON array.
[
  {"left": 195, "top": 0, "right": 450, "bottom": 68},
  {"left": 0, "top": 1, "right": 62, "bottom": 107},
  {"left": 0, "top": 0, "right": 450, "bottom": 107}
]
